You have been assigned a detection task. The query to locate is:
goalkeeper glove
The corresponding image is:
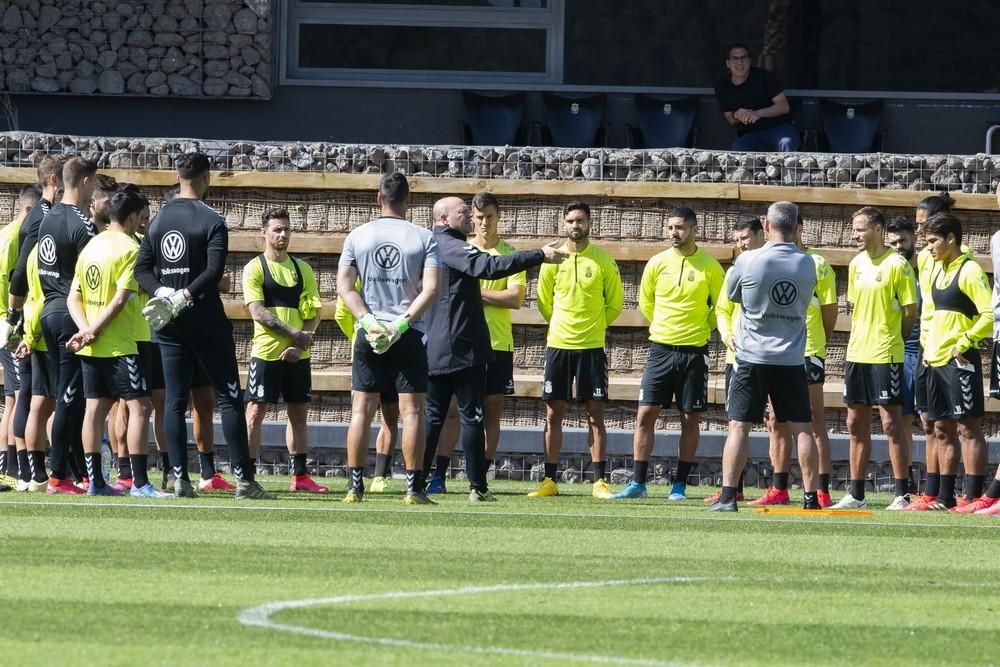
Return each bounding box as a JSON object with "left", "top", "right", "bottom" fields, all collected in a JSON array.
[
  {"left": 142, "top": 289, "right": 193, "bottom": 331},
  {"left": 0, "top": 308, "right": 23, "bottom": 350},
  {"left": 376, "top": 316, "right": 410, "bottom": 353}
]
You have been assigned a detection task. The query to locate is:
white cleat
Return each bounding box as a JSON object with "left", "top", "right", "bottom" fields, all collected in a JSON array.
[
  {"left": 885, "top": 495, "right": 910, "bottom": 511},
  {"left": 830, "top": 493, "right": 869, "bottom": 510}
]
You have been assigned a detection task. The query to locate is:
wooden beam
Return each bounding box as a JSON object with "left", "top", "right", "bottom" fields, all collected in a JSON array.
[{"left": 740, "top": 184, "right": 999, "bottom": 211}]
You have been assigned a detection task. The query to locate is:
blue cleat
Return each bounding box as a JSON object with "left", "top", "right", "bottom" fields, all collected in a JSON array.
[
  {"left": 130, "top": 482, "right": 171, "bottom": 498},
  {"left": 87, "top": 482, "right": 122, "bottom": 496},
  {"left": 667, "top": 482, "right": 687, "bottom": 501},
  {"left": 612, "top": 481, "right": 648, "bottom": 500},
  {"left": 426, "top": 475, "right": 447, "bottom": 494}
]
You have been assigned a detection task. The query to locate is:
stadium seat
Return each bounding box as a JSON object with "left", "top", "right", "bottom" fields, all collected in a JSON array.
[
  {"left": 818, "top": 99, "right": 885, "bottom": 153},
  {"left": 625, "top": 94, "right": 699, "bottom": 149},
  {"left": 458, "top": 91, "right": 530, "bottom": 146},
  {"left": 539, "top": 93, "right": 609, "bottom": 148}
]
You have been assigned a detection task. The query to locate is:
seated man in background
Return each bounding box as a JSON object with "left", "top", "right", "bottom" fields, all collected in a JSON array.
[{"left": 714, "top": 42, "right": 800, "bottom": 152}]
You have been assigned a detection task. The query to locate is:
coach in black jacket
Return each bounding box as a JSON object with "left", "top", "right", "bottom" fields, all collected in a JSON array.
[{"left": 423, "top": 196, "right": 566, "bottom": 502}]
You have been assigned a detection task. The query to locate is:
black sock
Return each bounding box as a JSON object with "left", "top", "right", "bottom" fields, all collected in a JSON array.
[
  {"left": 29, "top": 451, "right": 46, "bottom": 482},
  {"left": 939, "top": 474, "right": 957, "bottom": 508},
  {"left": 68, "top": 453, "right": 84, "bottom": 482},
  {"left": 84, "top": 453, "right": 105, "bottom": 488},
  {"left": 593, "top": 460, "right": 606, "bottom": 482},
  {"left": 986, "top": 478, "right": 1000, "bottom": 499},
  {"left": 349, "top": 466, "right": 364, "bottom": 492},
  {"left": 434, "top": 455, "right": 450, "bottom": 479},
  {"left": 774, "top": 472, "right": 789, "bottom": 491},
  {"left": 117, "top": 456, "right": 132, "bottom": 480},
  {"left": 4, "top": 444, "right": 14, "bottom": 475},
  {"left": 375, "top": 453, "right": 391, "bottom": 478},
  {"left": 737, "top": 470, "right": 745, "bottom": 493},
  {"left": 634, "top": 459, "right": 649, "bottom": 484},
  {"left": 17, "top": 449, "right": 30, "bottom": 482},
  {"left": 406, "top": 469, "right": 418, "bottom": 494},
  {"left": 544, "top": 462, "right": 557, "bottom": 480},
  {"left": 908, "top": 465, "right": 919, "bottom": 494},
  {"left": 199, "top": 451, "right": 216, "bottom": 479},
  {"left": 925, "top": 472, "right": 941, "bottom": 497},
  {"left": 893, "top": 478, "right": 908, "bottom": 497},
  {"left": 160, "top": 451, "right": 170, "bottom": 472},
  {"left": 675, "top": 460, "right": 694, "bottom": 485},
  {"left": 719, "top": 486, "right": 738, "bottom": 504},
  {"left": 965, "top": 474, "right": 986, "bottom": 502},
  {"left": 292, "top": 453, "right": 307, "bottom": 476},
  {"left": 131, "top": 454, "right": 149, "bottom": 488},
  {"left": 818, "top": 473, "right": 831, "bottom": 493},
  {"left": 849, "top": 479, "right": 866, "bottom": 501}
]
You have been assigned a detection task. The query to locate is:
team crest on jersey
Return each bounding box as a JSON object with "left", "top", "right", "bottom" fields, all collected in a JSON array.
[
  {"left": 38, "top": 235, "right": 57, "bottom": 265},
  {"left": 584, "top": 266, "right": 593, "bottom": 278},
  {"left": 875, "top": 272, "right": 882, "bottom": 282},
  {"left": 161, "top": 231, "right": 186, "bottom": 262},
  {"left": 687, "top": 271, "right": 695, "bottom": 282},
  {"left": 85, "top": 264, "right": 101, "bottom": 290}
]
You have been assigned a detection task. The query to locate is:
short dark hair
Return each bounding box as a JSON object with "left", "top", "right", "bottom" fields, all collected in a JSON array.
[
  {"left": 852, "top": 206, "right": 885, "bottom": 228},
  {"left": 175, "top": 152, "right": 211, "bottom": 180},
  {"left": 886, "top": 216, "right": 916, "bottom": 235},
  {"left": 19, "top": 184, "right": 42, "bottom": 207},
  {"left": 924, "top": 212, "right": 962, "bottom": 245},
  {"left": 262, "top": 207, "right": 290, "bottom": 227},
  {"left": 917, "top": 192, "right": 954, "bottom": 217},
  {"left": 726, "top": 42, "right": 751, "bottom": 60},
  {"left": 562, "top": 201, "right": 591, "bottom": 219},
  {"left": 378, "top": 172, "right": 409, "bottom": 207},
  {"left": 94, "top": 173, "right": 119, "bottom": 197},
  {"left": 37, "top": 155, "right": 68, "bottom": 188},
  {"left": 732, "top": 215, "right": 762, "bottom": 234},
  {"left": 108, "top": 189, "right": 146, "bottom": 223},
  {"left": 119, "top": 182, "right": 149, "bottom": 207},
  {"left": 63, "top": 157, "right": 98, "bottom": 188},
  {"left": 472, "top": 191, "right": 500, "bottom": 213},
  {"left": 163, "top": 184, "right": 180, "bottom": 203},
  {"left": 666, "top": 206, "right": 697, "bottom": 226}
]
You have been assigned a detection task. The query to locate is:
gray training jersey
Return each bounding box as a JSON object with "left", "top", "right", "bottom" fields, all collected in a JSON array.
[
  {"left": 728, "top": 241, "right": 816, "bottom": 366},
  {"left": 339, "top": 216, "right": 440, "bottom": 333}
]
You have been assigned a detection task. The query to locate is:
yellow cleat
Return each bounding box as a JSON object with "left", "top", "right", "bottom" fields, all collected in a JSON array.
[
  {"left": 342, "top": 490, "right": 363, "bottom": 503},
  {"left": 592, "top": 479, "right": 614, "bottom": 499},
  {"left": 528, "top": 477, "right": 559, "bottom": 497},
  {"left": 370, "top": 476, "right": 390, "bottom": 493}
]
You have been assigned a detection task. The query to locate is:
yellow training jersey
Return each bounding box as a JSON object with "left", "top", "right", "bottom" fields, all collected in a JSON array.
[
  {"left": 916, "top": 244, "right": 971, "bottom": 349},
  {"left": 473, "top": 237, "right": 526, "bottom": 352},
  {"left": 71, "top": 230, "right": 141, "bottom": 357},
  {"left": 641, "top": 246, "right": 724, "bottom": 348},
  {"left": 129, "top": 233, "right": 151, "bottom": 343},
  {"left": 23, "top": 246, "right": 46, "bottom": 352},
  {"left": 0, "top": 217, "right": 23, "bottom": 311},
  {"left": 846, "top": 247, "right": 918, "bottom": 364},
  {"left": 334, "top": 278, "right": 360, "bottom": 344},
  {"left": 243, "top": 255, "right": 321, "bottom": 361},
  {"left": 804, "top": 248, "right": 838, "bottom": 358},
  {"left": 924, "top": 255, "right": 994, "bottom": 367},
  {"left": 537, "top": 242, "right": 623, "bottom": 350},
  {"left": 716, "top": 265, "right": 739, "bottom": 364}
]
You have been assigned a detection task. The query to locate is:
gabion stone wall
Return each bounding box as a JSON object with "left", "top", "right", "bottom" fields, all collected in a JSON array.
[
  {"left": 0, "top": 1, "right": 271, "bottom": 99},
  {"left": 0, "top": 132, "right": 997, "bottom": 192}
]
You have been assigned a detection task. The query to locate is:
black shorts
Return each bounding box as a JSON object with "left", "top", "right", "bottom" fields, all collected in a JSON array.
[
  {"left": 0, "top": 348, "right": 19, "bottom": 395},
  {"left": 379, "top": 389, "right": 398, "bottom": 405},
  {"left": 137, "top": 342, "right": 165, "bottom": 392},
  {"left": 191, "top": 357, "right": 211, "bottom": 388},
  {"left": 915, "top": 351, "right": 929, "bottom": 413},
  {"left": 81, "top": 355, "right": 149, "bottom": 400},
  {"left": 638, "top": 343, "right": 708, "bottom": 412},
  {"left": 927, "top": 351, "right": 985, "bottom": 421},
  {"left": 728, "top": 360, "right": 812, "bottom": 424},
  {"left": 352, "top": 328, "right": 428, "bottom": 394},
  {"left": 485, "top": 350, "right": 515, "bottom": 396},
  {"left": 804, "top": 356, "right": 825, "bottom": 386},
  {"left": 541, "top": 347, "right": 608, "bottom": 402},
  {"left": 246, "top": 357, "right": 312, "bottom": 404},
  {"left": 843, "top": 361, "right": 903, "bottom": 406},
  {"left": 30, "top": 349, "right": 54, "bottom": 398},
  {"left": 990, "top": 340, "right": 1000, "bottom": 400}
]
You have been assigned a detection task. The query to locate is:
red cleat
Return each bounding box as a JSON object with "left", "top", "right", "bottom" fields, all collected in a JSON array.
[
  {"left": 954, "top": 496, "right": 971, "bottom": 509},
  {"left": 974, "top": 497, "right": 1000, "bottom": 515},
  {"left": 290, "top": 474, "right": 329, "bottom": 494},
  {"left": 817, "top": 490, "right": 832, "bottom": 508},
  {"left": 904, "top": 495, "right": 946, "bottom": 511},
  {"left": 703, "top": 489, "right": 745, "bottom": 503},
  {"left": 748, "top": 487, "right": 790, "bottom": 506},
  {"left": 47, "top": 477, "right": 86, "bottom": 495},
  {"left": 198, "top": 473, "right": 236, "bottom": 492},
  {"left": 954, "top": 496, "right": 1000, "bottom": 514},
  {"left": 116, "top": 477, "right": 133, "bottom": 490}
]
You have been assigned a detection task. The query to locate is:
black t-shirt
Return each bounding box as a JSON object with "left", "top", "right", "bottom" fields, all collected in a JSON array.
[
  {"left": 714, "top": 67, "right": 789, "bottom": 135},
  {"left": 37, "top": 203, "right": 96, "bottom": 316}
]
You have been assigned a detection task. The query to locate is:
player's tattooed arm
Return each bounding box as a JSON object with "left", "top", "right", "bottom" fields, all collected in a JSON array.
[{"left": 248, "top": 301, "right": 311, "bottom": 348}]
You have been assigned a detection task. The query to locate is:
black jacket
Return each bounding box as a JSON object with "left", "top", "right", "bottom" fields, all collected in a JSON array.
[{"left": 425, "top": 225, "right": 543, "bottom": 375}]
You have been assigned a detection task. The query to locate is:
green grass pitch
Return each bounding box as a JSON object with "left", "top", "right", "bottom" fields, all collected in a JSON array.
[{"left": 2, "top": 478, "right": 998, "bottom": 666}]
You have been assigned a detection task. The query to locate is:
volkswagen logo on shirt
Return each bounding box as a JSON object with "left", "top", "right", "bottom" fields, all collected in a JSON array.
[
  {"left": 38, "top": 235, "right": 57, "bottom": 265},
  {"left": 161, "top": 231, "right": 186, "bottom": 262},
  {"left": 374, "top": 243, "right": 402, "bottom": 271},
  {"left": 769, "top": 280, "right": 798, "bottom": 307},
  {"left": 85, "top": 264, "right": 101, "bottom": 291}
]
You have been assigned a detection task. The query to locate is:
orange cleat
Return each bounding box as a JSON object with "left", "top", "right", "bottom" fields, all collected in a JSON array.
[
  {"left": 954, "top": 496, "right": 1000, "bottom": 514},
  {"left": 703, "top": 489, "right": 745, "bottom": 503},
  {"left": 290, "top": 474, "right": 329, "bottom": 494},
  {"left": 748, "top": 487, "right": 790, "bottom": 506},
  {"left": 47, "top": 477, "right": 86, "bottom": 495},
  {"left": 973, "top": 498, "right": 1000, "bottom": 515},
  {"left": 903, "top": 495, "right": 946, "bottom": 511},
  {"left": 817, "top": 490, "right": 832, "bottom": 508},
  {"left": 198, "top": 473, "right": 236, "bottom": 492}
]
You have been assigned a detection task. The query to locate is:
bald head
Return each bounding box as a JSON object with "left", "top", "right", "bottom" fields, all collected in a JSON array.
[{"left": 433, "top": 196, "right": 472, "bottom": 235}]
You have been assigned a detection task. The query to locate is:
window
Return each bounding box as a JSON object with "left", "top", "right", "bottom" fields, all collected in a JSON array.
[{"left": 283, "top": 0, "right": 563, "bottom": 86}]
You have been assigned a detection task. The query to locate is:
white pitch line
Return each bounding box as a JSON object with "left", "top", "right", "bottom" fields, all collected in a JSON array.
[
  {"left": 237, "top": 577, "right": 714, "bottom": 666},
  {"left": 1, "top": 498, "right": 998, "bottom": 531}
]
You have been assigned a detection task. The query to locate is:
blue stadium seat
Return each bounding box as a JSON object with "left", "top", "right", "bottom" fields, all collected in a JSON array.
[
  {"left": 819, "top": 99, "right": 885, "bottom": 153},
  {"left": 459, "top": 91, "right": 529, "bottom": 146},
  {"left": 626, "top": 94, "right": 699, "bottom": 149},
  {"left": 539, "top": 93, "right": 608, "bottom": 148}
]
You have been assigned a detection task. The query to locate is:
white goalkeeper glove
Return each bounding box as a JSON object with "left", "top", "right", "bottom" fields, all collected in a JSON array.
[
  {"left": 359, "top": 313, "right": 391, "bottom": 354},
  {"left": 142, "top": 289, "right": 193, "bottom": 331},
  {"left": 375, "top": 316, "right": 410, "bottom": 355},
  {"left": 0, "top": 310, "right": 23, "bottom": 351}
]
